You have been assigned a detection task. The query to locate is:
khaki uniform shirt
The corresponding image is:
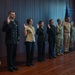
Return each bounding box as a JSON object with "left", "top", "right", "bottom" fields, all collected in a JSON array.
[
  {"left": 25, "top": 25, "right": 35, "bottom": 42},
  {"left": 63, "top": 22, "right": 71, "bottom": 33}
]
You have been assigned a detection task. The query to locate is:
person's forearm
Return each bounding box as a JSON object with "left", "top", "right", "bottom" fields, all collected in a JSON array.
[{"left": 24, "top": 29, "right": 27, "bottom": 36}]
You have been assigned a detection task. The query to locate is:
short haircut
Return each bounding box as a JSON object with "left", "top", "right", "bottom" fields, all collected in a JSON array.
[
  {"left": 49, "top": 19, "right": 53, "bottom": 24},
  {"left": 39, "top": 21, "right": 43, "bottom": 24},
  {"left": 8, "top": 11, "right": 15, "bottom": 15},
  {"left": 27, "top": 18, "right": 32, "bottom": 24},
  {"left": 65, "top": 16, "right": 70, "bottom": 19},
  {"left": 57, "top": 19, "right": 61, "bottom": 22}
]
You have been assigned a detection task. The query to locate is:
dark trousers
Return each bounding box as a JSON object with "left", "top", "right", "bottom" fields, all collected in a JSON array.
[
  {"left": 37, "top": 41, "right": 45, "bottom": 61},
  {"left": 48, "top": 36, "right": 56, "bottom": 58},
  {"left": 6, "top": 44, "right": 17, "bottom": 69},
  {"left": 25, "top": 42, "right": 35, "bottom": 65}
]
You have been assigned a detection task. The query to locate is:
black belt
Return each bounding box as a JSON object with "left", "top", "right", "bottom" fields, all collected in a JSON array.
[{"left": 64, "top": 32, "right": 70, "bottom": 33}]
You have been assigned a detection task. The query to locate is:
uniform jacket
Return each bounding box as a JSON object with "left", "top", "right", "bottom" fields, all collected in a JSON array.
[
  {"left": 47, "top": 25, "right": 56, "bottom": 41},
  {"left": 2, "top": 20, "right": 20, "bottom": 44},
  {"left": 56, "top": 25, "right": 63, "bottom": 38},
  {"left": 36, "top": 27, "right": 45, "bottom": 42}
]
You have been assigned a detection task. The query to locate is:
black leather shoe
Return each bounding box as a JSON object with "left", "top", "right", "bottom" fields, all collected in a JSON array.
[
  {"left": 38, "top": 59, "right": 42, "bottom": 62},
  {"left": 8, "top": 68, "right": 14, "bottom": 72},
  {"left": 53, "top": 56, "right": 56, "bottom": 58},
  {"left": 26, "top": 64, "right": 31, "bottom": 67},
  {"left": 49, "top": 57, "right": 52, "bottom": 59},
  {"left": 42, "top": 59, "right": 45, "bottom": 61},
  {"left": 13, "top": 67, "right": 18, "bottom": 70},
  {"left": 31, "top": 63, "right": 34, "bottom": 66},
  {"left": 38, "top": 60, "right": 42, "bottom": 62}
]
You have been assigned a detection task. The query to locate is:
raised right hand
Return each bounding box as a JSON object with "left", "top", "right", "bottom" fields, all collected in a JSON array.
[
  {"left": 7, "top": 16, "right": 11, "bottom": 24},
  {"left": 24, "top": 24, "right": 27, "bottom": 29},
  {"left": 71, "top": 21, "right": 74, "bottom": 26},
  {"left": 48, "top": 24, "right": 50, "bottom": 28},
  {"left": 37, "top": 24, "right": 39, "bottom": 28}
]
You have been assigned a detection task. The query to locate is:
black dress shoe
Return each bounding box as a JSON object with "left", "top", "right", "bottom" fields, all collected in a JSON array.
[
  {"left": 13, "top": 67, "right": 18, "bottom": 70},
  {"left": 8, "top": 68, "right": 14, "bottom": 72},
  {"left": 49, "top": 56, "right": 52, "bottom": 59},
  {"left": 38, "top": 60, "right": 42, "bottom": 62},
  {"left": 42, "top": 59, "right": 45, "bottom": 61},
  {"left": 26, "top": 64, "right": 31, "bottom": 67},
  {"left": 53, "top": 56, "right": 56, "bottom": 58},
  {"left": 31, "top": 63, "right": 34, "bottom": 65},
  {"left": 64, "top": 51, "right": 70, "bottom": 54},
  {"left": 64, "top": 51, "right": 67, "bottom": 54}
]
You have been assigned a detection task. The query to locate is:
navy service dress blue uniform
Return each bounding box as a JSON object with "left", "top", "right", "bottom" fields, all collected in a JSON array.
[
  {"left": 36, "top": 27, "right": 45, "bottom": 62},
  {"left": 47, "top": 25, "right": 56, "bottom": 58},
  {"left": 2, "top": 20, "right": 20, "bottom": 71}
]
